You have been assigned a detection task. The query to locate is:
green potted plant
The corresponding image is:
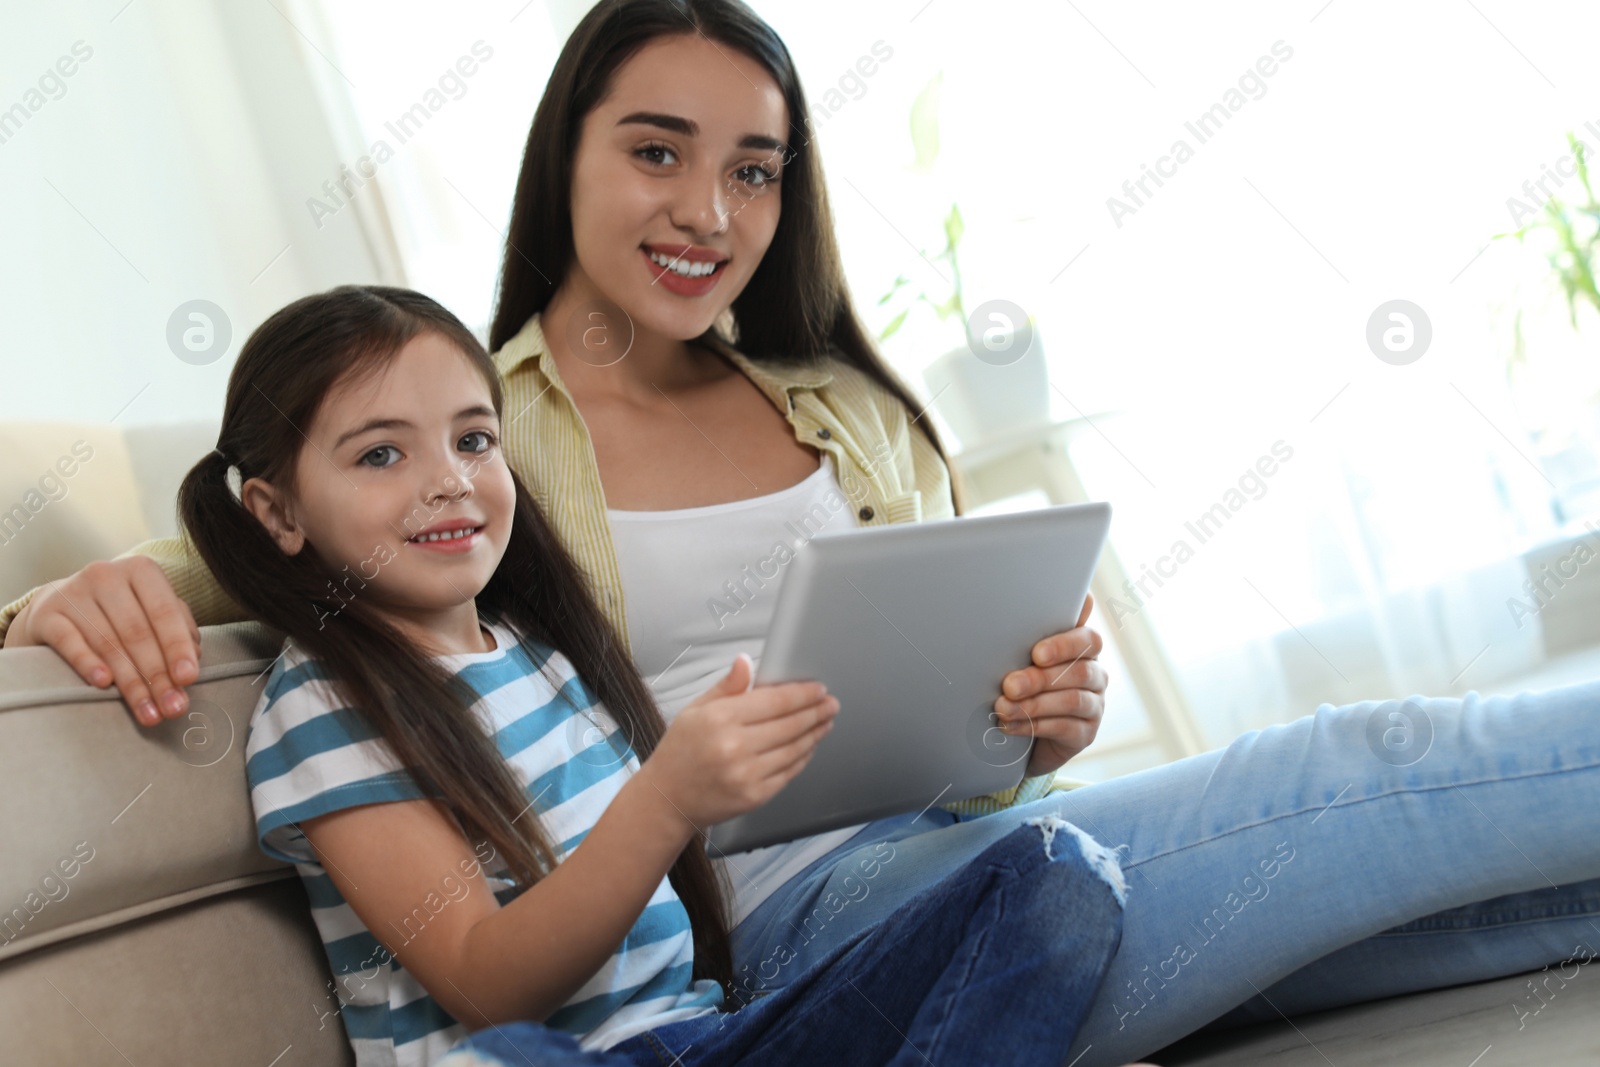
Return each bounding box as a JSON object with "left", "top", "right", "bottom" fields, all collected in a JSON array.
[
  {"left": 1490, "top": 130, "right": 1600, "bottom": 520},
  {"left": 1493, "top": 129, "right": 1600, "bottom": 368},
  {"left": 875, "top": 72, "right": 1049, "bottom": 451}
]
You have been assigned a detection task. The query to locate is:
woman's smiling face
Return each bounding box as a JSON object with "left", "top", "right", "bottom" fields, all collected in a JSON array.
[{"left": 567, "top": 32, "right": 790, "bottom": 341}]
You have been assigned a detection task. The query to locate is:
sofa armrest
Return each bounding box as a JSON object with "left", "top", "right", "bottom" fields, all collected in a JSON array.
[{"left": 0, "top": 621, "right": 287, "bottom": 961}]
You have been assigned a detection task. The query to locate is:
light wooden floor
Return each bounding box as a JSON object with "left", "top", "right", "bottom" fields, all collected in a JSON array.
[{"left": 1149, "top": 965, "right": 1600, "bottom": 1065}]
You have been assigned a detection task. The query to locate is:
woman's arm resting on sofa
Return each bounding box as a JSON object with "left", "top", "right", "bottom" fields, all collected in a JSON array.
[{"left": 0, "top": 535, "right": 247, "bottom": 727}]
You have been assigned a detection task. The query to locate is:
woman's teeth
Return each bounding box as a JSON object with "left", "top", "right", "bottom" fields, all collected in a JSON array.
[
  {"left": 648, "top": 251, "right": 721, "bottom": 277},
  {"left": 411, "top": 526, "right": 479, "bottom": 543}
]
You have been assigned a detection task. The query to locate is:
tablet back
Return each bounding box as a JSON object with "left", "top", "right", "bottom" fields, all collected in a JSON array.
[{"left": 706, "top": 500, "right": 1112, "bottom": 854}]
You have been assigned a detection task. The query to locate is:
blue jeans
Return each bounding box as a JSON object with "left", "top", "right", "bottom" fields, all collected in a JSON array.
[
  {"left": 729, "top": 680, "right": 1600, "bottom": 1066},
  {"left": 438, "top": 817, "right": 1127, "bottom": 1067}
]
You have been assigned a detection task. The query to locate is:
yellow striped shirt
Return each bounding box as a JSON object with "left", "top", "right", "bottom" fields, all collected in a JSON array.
[{"left": 1, "top": 311, "right": 1067, "bottom": 814}]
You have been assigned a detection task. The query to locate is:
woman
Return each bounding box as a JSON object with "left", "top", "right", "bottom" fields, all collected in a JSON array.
[{"left": 5, "top": 1, "right": 1598, "bottom": 1064}]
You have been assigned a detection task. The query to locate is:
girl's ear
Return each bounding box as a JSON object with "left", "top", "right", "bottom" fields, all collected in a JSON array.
[{"left": 240, "top": 476, "right": 306, "bottom": 555}]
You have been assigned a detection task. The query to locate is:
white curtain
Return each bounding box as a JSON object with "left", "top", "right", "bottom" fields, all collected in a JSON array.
[
  {"left": 2, "top": 0, "right": 403, "bottom": 426},
  {"left": 1064, "top": 379, "right": 1589, "bottom": 752}
]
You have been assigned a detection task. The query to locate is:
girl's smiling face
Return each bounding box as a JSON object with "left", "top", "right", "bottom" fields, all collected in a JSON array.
[
  {"left": 243, "top": 331, "right": 515, "bottom": 638},
  {"left": 566, "top": 32, "right": 790, "bottom": 340}
]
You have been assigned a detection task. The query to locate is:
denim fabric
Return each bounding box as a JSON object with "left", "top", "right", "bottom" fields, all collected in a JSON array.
[
  {"left": 436, "top": 818, "right": 1127, "bottom": 1067},
  {"left": 726, "top": 680, "right": 1600, "bottom": 1066}
]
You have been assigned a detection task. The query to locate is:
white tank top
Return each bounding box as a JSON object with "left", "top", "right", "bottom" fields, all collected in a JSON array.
[{"left": 606, "top": 450, "right": 865, "bottom": 923}]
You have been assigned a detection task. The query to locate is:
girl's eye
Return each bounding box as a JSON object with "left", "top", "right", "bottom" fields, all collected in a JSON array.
[
  {"left": 360, "top": 445, "right": 400, "bottom": 468},
  {"left": 459, "top": 430, "right": 496, "bottom": 454},
  {"left": 635, "top": 141, "right": 678, "bottom": 167}
]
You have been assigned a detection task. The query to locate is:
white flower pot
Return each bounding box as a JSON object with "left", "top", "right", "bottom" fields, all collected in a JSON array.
[{"left": 920, "top": 324, "right": 1051, "bottom": 451}]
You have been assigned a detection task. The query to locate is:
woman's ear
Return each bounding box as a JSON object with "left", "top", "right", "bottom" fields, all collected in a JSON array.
[{"left": 240, "top": 477, "right": 306, "bottom": 555}]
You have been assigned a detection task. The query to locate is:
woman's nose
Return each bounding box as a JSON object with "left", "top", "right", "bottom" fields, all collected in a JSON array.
[{"left": 671, "top": 168, "right": 731, "bottom": 236}]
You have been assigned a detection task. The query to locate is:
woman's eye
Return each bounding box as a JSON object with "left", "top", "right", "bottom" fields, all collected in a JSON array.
[
  {"left": 635, "top": 142, "right": 678, "bottom": 167},
  {"left": 360, "top": 445, "right": 400, "bottom": 468},
  {"left": 737, "top": 163, "right": 780, "bottom": 188},
  {"left": 459, "top": 431, "right": 496, "bottom": 454}
]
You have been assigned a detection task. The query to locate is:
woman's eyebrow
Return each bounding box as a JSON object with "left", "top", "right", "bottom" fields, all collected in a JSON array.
[
  {"left": 615, "top": 111, "right": 788, "bottom": 156},
  {"left": 333, "top": 406, "right": 498, "bottom": 448}
]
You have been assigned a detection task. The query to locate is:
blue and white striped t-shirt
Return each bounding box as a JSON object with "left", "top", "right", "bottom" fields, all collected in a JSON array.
[{"left": 244, "top": 619, "right": 724, "bottom": 1066}]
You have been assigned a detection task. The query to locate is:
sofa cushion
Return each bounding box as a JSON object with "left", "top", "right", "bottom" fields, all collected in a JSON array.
[
  {"left": 121, "top": 419, "right": 222, "bottom": 542},
  {"left": 0, "top": 422, "right": 151, "bottom": 608},
  {"left": 0, "top": 878, "right": 355, "bottom": 1066},
  {"left": 1152, "top": 961, "right": 1600, "bottom": 1064}
]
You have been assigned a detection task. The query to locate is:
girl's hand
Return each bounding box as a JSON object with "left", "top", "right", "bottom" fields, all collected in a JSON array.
[
  {"left": 639, "top": 653, "right": 839, "bottom": 831},
  {"left": 994, "top": 593, "right": 1109, "bottom": 778},
  {"left": 3, "top": 557, "right": 201, "bottom": 727}
]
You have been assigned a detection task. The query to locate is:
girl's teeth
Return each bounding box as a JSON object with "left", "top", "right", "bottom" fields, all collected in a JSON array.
[
  {"left": 648, "top": 251, "right": 719, "bottom": 278},
  {"left": 416, "top": 527, "right": 478, "bottom": 542}
]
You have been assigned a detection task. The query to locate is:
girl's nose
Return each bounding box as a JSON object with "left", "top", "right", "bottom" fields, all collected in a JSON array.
[{"left": 425, "top": 461, "right": 474, "bottom": 505}]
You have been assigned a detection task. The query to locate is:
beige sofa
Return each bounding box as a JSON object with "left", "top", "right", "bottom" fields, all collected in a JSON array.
[
  {"left": 2, "top": 422, "right": 1596, "bottom": 1065},
  {"left": 0, "top": 621, "right": 355, "bottom": 1065}
]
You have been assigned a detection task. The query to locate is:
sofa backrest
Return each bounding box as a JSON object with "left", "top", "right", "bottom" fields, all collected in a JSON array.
[
  {"left": 0, "top": 422, "right": 151, "bottom": 610},
  {"left": 0, "top": 419, "right": 220, "bottom": 610},
  {"left": 0, "top": 622, "right": 355, "bottom": 1066}
]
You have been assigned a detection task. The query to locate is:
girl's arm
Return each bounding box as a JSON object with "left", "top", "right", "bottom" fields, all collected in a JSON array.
[
  {"left": 300, "top": 766, "right": 693, "bottom": 1029},
  {"left": 300, "top": 659, "right": 837, "bottom": 1029}
]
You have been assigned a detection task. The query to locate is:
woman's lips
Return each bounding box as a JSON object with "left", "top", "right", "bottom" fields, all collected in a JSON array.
[{"left": 641, "top": 247, "right": 727, "bottom": 296}]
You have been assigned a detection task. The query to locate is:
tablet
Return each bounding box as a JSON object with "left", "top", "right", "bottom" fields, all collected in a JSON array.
[{"left": 706, "top": 500, "right": 1112, "bottom": 854}]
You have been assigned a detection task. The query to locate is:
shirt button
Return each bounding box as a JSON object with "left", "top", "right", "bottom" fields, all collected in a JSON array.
[
  {"left": 816, "top": 427, "right": 831, "bottom": 440},
  {"left": 858, "top": 506, "right": 875, "bottom": 521}
]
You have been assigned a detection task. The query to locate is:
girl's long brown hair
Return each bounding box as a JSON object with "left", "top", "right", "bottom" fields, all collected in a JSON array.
[
  {"left": 487, "top": 0, "right": 966, "bottom": 515},
  {"left": 178, "top": 284, "right": 734, "bottom": 994}
]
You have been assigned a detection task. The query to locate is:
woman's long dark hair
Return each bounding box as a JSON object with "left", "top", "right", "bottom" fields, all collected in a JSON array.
[
  {"left": 487, "top": 0, "right": 966, "bottom": 514},
  {"left": 178, "top": 284, "right": 734, "bottom": 994}
]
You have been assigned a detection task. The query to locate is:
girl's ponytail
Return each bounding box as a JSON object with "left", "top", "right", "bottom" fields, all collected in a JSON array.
[{"left": 178, "top": 448, "right": 275, "bottom": 584}]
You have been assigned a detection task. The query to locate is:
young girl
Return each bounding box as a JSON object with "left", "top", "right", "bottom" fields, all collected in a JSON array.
[{"left": 179, "top": 284, "right": 1131, "bottom": 1067}]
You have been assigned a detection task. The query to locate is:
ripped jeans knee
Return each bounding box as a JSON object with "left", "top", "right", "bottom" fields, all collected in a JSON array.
[{"left": 1021, "top": 814, "right": 1130, "bottom": 907}]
